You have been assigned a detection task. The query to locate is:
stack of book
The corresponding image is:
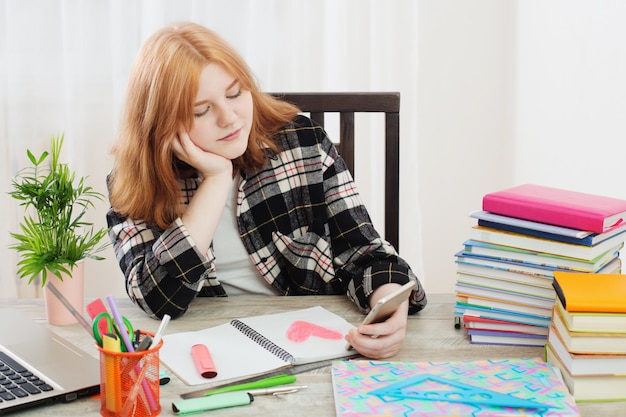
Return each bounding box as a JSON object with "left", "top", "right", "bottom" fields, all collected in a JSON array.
[
  {"left": 455, "top": 184, "right": 626, "bottom": 347},
  {"left": 546, "top": 272, "right": 626, "bottom": 402}
]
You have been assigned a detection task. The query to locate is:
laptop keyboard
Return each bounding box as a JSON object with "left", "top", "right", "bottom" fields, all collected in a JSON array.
[{"left": 0, "top": 351, "right": 53, "bottom": 402}]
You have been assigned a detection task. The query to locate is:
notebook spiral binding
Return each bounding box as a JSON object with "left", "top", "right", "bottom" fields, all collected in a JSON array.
[{"left": 230, "top": 320, "right": 294, "bottom": 363}]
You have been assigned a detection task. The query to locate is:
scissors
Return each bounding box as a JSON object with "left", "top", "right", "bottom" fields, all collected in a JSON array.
[{"left": 92, "top": 312, "right": 134, "bottom": 351}]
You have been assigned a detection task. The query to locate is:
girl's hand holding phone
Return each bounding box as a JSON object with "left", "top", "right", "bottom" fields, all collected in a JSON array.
[{"left": 345, "top": 281, "right": 415, "bottom": 359}]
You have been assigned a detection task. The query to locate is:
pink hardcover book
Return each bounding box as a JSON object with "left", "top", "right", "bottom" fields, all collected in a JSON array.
[{"left": 482, "top": 184, "right": 626, "bottom": 233}]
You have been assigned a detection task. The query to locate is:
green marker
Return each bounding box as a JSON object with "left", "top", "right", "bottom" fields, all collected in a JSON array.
[
  {"left": 173, "top": 392, "right": 253, "bottom": 415},
  {"left": 204, "top": 374, "right": 297, "bottom": 396}
]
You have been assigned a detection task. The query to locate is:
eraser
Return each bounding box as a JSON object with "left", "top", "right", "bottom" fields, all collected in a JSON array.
[
  {"left": 191, "top": 344, "right": 217, "bottom": 378},
  {"left": 86, "top": 299, "right": 109, "bottom": 336}
]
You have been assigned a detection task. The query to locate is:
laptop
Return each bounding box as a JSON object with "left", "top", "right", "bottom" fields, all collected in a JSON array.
[{"left": 0, "top": 308, "right": 100, "bottom": 414}]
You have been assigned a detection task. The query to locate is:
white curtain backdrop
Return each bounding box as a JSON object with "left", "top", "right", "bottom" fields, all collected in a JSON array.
[{"left": 0, "top": 0, "right": 422, "bottom": 298}]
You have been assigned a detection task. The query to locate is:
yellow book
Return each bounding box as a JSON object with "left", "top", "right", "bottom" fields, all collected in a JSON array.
[
  {"left": 552, "top": 306, "right": 626, "bottom": 354},
  {"left": 553, "top": 272, "right": 626, "bottom": 313}
]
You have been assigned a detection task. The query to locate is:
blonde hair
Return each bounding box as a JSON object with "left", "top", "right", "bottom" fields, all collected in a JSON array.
[{"left": 108, "top": 22, "right": 299, "bottom": 228}]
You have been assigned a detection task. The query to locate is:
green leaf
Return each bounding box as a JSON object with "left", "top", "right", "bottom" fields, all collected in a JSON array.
[{"left": 8, "top": 133, "right": 110, "bottom": 287}]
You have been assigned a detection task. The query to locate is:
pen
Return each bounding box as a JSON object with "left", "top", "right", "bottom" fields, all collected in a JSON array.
[
  {"left": 247, "top": 385, "right": 307, "bottom": 396},
  {"left": 106, "top": 295, "right": 135, "bottom": 352},
  {"left": 204, "top": 374, "right": 296, "bottom": 397},
  {"left": 133, "top": 329, "right": 141, "bottom": 349},
  {"left": 180, "top": 373, "right": 297, "bottom": 399},
  {"left": 150, "top": 313, "right": 170, "bottom": 349}
]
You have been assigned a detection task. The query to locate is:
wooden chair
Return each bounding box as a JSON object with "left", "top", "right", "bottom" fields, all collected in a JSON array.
[{"left": 271, "top": 92, "right": 401, "bottom": 250}]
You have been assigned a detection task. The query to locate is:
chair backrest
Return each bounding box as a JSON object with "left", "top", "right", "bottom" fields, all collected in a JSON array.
[{"left": 270, "top": 92, "right": 401, "bottom": 250}]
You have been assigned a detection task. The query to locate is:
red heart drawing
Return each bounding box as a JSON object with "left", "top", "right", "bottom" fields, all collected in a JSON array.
[{"left": 286, "top": 320, "right": 343, "bottom": 343}]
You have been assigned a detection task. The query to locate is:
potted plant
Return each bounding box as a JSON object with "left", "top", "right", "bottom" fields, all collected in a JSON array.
[{"left": 9, "top": 133, "right": 109, "bottom": 324}]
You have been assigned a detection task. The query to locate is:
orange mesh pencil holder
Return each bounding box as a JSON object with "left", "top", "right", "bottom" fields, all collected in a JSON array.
[{"left": 96, "top": 331, "right": 162, "bottom": 417}]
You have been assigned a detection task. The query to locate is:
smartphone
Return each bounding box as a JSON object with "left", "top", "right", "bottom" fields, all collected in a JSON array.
[{"left": 345, "top": 281, "right": 416, "bottom": 350}]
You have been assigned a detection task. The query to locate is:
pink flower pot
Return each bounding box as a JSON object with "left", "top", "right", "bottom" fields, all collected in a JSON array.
[{"left": 43, "top": 262, "right": 85, "bottom": 325}]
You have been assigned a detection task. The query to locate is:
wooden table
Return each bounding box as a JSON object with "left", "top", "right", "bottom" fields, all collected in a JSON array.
[{"left": 1, "top": 294, "right": 623, "bottom": 416}]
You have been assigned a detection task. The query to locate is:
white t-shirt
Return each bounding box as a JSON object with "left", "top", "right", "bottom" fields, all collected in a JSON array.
[{"left": 212, "top": 175, "right": 277, "bottom": 296}]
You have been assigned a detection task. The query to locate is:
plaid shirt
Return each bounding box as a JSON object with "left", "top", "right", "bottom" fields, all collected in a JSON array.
[{"left": 107, "top": 115, "right": 426, "bottom": 319}]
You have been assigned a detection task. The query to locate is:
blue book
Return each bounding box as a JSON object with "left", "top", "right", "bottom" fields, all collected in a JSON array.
[
  {"left": 461, "top": 239, "right": 620, "bottom": 272},
  {"left": 472, "top": 210, "right": 626, "bottom": 246},
  {"left": 467, "top": 329, "right": 547, "bottom": 347},
  {"left": 455, "top": 302, "right": 552, "bottom": 327},
  {"left": 471, "top": 210, "right": 592, "bottom": 237},
  {"left": 455, "top": 282, "right": 555, "bottom": 306}
]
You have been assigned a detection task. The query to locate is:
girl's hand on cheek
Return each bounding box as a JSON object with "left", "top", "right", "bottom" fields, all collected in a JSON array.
[{"left": 173, "top": 130, "right": 232, "bottom": 179}]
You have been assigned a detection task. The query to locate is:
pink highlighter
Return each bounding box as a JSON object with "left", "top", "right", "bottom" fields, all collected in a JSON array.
[{"left": 191, "top": 344, "right": 218, "bottom": 378}]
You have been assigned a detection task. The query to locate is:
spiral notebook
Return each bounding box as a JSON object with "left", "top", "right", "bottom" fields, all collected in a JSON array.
[{"left": 160, "top": 306, "right": 357, "bottom": 386}]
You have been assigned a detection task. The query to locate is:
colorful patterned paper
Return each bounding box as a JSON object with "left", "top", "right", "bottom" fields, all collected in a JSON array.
[{"left": 331, "top": 357, "right": 580, "bottom": 417}]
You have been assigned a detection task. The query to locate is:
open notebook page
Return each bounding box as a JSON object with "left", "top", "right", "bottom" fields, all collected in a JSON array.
[{"left": 160, "top": 306, "right": 357, "bottom": 386}]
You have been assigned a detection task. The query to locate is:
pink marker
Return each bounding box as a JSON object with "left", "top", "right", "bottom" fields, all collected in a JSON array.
[{"left": 192, "top": 344, "right": 218, "bottom": 378}]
